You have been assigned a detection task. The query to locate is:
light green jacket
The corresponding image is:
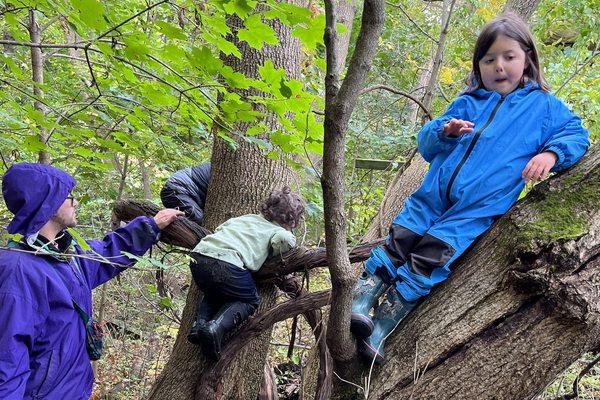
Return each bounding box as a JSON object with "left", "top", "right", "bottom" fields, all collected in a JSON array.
[{"left": 192, "top": 214, "right": 296, "bottom": 272}]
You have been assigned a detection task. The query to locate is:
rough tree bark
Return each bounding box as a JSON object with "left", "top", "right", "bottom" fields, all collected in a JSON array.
[
  {"left": 322, "top": 0, "right": 386, "bottom": 363},
  {"left": 147, "top": 3, "right": 304, "bottom": 399},
  {"left": 117, "top": 145, "right": 599, "bottom": 400},
  {"left": 504, "top": 0, "right": 542, "bottom": 21},
  {"left": 360, "top": 146, "right": 599, "bottom": 399},
  {"left": 27, "top": 9, "right": 49, "bottom": 164}
]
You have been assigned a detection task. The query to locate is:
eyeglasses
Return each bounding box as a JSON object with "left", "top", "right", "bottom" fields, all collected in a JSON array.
[{"left": 66, "top": 195, "right": 76, "bottom": 206}]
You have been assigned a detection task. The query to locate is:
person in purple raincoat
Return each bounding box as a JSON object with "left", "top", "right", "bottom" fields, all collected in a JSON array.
[{"left": 0, "top": 163, "right": 183, "bottom": 400}]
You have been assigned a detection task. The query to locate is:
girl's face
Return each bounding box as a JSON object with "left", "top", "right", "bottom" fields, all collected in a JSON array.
[{"left": 478, "top": 34, "right": 528, "bottom": 96}]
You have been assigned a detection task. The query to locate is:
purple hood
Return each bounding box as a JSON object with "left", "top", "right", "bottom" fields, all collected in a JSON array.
[{"left": 2, "top": 163, "right": 76, "bottom": 236}]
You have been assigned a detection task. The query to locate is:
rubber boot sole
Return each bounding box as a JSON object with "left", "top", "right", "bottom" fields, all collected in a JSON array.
[
  {"left": 350, "top": 313, "right": 374, "bottom": 338},
  {"left": 357, "top": 338, "right": 384, "bottom": 365},
  {"left": 187, "top": 330, "right": 201, "bottom": 345},
  {"left": 197, "top": 326, "right": 222, "bottom": 360}
]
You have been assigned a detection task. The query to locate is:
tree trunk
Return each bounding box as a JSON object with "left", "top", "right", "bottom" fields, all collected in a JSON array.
[
  {"left": 28, "top": 9, "right": 50, "bottom": 164},
  {"left": 116, "top": 148, "right": 599, "bottom": 400},
  {"left": 361, "top": 145, "right": 600, "bottom": 399},
  {"left": 504, "top": 0, "right": 542, "bottom": 21},
  {"left": 322, "top": 0, "right": 387, "bottom": 363},
  {"left": 148, "top": 3, "right": 303, "bottom": 399}
]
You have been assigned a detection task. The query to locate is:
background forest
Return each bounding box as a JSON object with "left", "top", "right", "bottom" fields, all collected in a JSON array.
[{"left": 0, "top": 0, "right": 598, "bottom": 398}]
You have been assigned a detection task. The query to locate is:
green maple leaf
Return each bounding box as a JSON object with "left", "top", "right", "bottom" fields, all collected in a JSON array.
[{"left": 237, "top": 15, "right": 279, "bottom": 50}]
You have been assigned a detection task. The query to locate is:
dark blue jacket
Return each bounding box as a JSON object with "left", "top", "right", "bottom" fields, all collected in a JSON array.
[
  {"left": 160, "top": 163, "right": 211, "bottom": 224},
  {"left": 0, "top": 163, "right": 160, "bottom": 399}
]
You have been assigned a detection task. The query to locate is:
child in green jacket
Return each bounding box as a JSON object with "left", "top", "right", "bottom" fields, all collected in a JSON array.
[{"left": 187, "top": 187, "right": 304, "bottom": 359}]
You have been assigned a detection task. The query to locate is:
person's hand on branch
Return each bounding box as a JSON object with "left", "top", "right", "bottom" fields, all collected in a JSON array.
[
  {"left": 522, "top": 152, "right": 557, "bottom": 183},
  {"left": 154, "top": 209, "right": 185, "bottom": 229}
]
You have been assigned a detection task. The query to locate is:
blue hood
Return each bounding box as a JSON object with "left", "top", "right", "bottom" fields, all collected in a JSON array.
[{"left": 2, "top": 163, "right": 76, "bottom": 236}]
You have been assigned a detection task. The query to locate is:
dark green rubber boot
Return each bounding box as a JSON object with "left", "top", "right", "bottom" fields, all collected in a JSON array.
[
  {"left": 358, "top": 289, "right": 415, "bottom": 365},
  {"left": 350, "top": 270, "right": 390, "bottom": 338}
]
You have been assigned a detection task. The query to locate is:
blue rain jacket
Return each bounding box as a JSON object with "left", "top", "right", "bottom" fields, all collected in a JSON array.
[
  {"left": 0, "top": 163, "right": 160, "bottom": 400},
  {"left": 367, "top": 83, "right": 589, "bottom": 302}
]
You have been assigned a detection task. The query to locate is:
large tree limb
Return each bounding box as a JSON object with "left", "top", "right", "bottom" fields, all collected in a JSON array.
[
  {"left": 113, "top": 200, "right": 384, "bottom": 280},
  {"left": 196, "top": 288, "right": 331, "bottom": 399}
]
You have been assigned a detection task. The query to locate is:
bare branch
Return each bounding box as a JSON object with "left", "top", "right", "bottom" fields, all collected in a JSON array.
[
  {"left": 94, "top": 0, "right": 170, "bottom": 42},
  {"left": 555, "top": 44, "right": 599, "bottom": 96},
  {"left": 386, "top": 1, "right": 438, "bottom": 44},
  {"left": 196, "top": 290, "right": 331, "bottom": 398},
  {"left": 360, "top": 84, "right": 433, "bottom": 119}
]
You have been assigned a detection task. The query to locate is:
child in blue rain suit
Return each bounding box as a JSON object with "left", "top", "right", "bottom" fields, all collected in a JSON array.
[{"left": 351, "top": 12, "right": 590, "bottom": 364}]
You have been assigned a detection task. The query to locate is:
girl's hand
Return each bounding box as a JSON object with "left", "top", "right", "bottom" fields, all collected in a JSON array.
[
  {"left": 154, "top": 209, "right": 185, "bottom": 229},
  {"left": 443, "top": 119, "right": 475, "bottom": 137},
  {"left": 521, "top": 152, "right": 558, "bottom": 183}
]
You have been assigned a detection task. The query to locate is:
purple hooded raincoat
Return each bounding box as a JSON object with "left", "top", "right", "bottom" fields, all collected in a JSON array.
[{"left": 0, "top": 163, "right": 160, "bottom": 399}]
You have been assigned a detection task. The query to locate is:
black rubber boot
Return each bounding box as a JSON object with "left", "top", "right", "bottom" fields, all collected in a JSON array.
[
  {"left": 357, "top": 289, "right": 415, "bottom": 365},
  {"left": 350, "top": 270, "right": 390, "bottom": 338},
  {"left": 197, "top": 301, "right": 256, "bottom": 360},
  {"left": 187, "top": 297, "right": 219, "bottom": 345}
]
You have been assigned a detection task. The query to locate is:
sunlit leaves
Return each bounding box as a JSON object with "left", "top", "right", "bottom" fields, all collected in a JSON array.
[
  {"left": 0, "top": 0, "right": 327, "bottom": 183},
  {"left": 70, "top": 0, "right": 108, "bottom": 32},
  {"left": 155, "top": 21, "right": 187, "bottom": 41},
  {"left": 237, "top": 15, "right": 279, "bottom": 50},
  {"left": 221, "top": 0, "right": 256, "bottom": 18},
  {"left": 292, "top": 14, "right": 326, "bottom": 50}
]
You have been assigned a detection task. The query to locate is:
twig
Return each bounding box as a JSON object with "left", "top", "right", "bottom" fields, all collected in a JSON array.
[
  {"left": 94, "top": 0, "right": 170, "bottom": 42},
  {"left": 386, "top": 1, "right": 438, "bottom": 44},
  {"left": 555, "top": 45, "right": 599, "bottom": 96},
  {"left": 0, "top": 6, "right": 28, "bottom": 16},
  {"left": 360, "top": 84, "right": 433, "bottom": 119},
  {"left": 550, "top": 353, "right": 600, "bottom": 400}
]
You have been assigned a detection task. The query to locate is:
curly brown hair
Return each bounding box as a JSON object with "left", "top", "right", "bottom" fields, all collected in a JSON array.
[{"left": 261, "top": 187, "right": 305, "bottom": 229}]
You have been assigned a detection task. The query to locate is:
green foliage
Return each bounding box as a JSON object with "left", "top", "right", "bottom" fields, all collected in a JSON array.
[{"left": 0, "top": 0, "right": 598, "bottom": 397}]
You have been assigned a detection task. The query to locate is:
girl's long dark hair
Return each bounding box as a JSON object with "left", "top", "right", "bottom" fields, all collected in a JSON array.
[{"left": 466, "top": 12, "right": 550, "bottom": 92}]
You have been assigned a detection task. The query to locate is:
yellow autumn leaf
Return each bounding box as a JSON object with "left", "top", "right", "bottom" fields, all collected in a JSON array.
[
  {"left": 475, "top": 7, "right": 494, "bottom": 21},
  {"left": 440, "top": 66, "right": 456, "bottom": 85}
]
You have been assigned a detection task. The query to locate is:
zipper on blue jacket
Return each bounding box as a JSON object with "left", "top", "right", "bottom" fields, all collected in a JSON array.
[{"left": 445, "top": 97, "right": 505, "bottom": 203}]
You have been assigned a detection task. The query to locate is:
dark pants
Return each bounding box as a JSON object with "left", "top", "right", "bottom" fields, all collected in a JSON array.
[{"left": 189, "top": 253, "right": 260, "bottom": 308}]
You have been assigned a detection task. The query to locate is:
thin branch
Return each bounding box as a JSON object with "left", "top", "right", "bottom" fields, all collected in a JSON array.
[
  {"left": 387, "top": 1, "right": 438, "bottom": 44},
  {"left": 551, "top": 353, "right": 600, "bottom": 400},
  {"left": 197, "top": 290, "right": 332, "bottom": 398},
  {"left": 324, "top": 0, "right": 340, "bottom": 101},
  {"left": 94, "top": 0, "right": 170, "bottom": 42},
  {"left": 111, "top": 55, "right": 237, "bottom": 136},
  {"left": 0, "top": 6, "right": 28, "bottom": 17},
  {"left": 555, "top": 45, "right": 599, "bottom": 96},
  {"left": 40, "top": 15, "right": 61, "bottom": 33},
  {"left": 360, "top": 84, "right": 432, "bottom": 119},
  {"left": 84, "top": 48, "right": 102, "bottom": 96},
  {"left": 0, "top": 39, "right": 90, "bottom": 49}
]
